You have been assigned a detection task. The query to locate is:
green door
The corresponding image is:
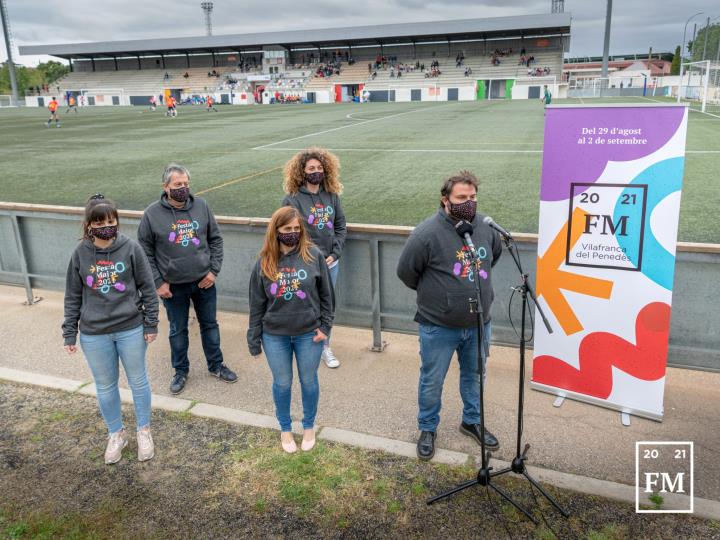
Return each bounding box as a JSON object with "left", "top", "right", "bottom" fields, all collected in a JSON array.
[
  {"left": 476, "top": 80, "right": 486, "bottom": 100},
  {"left": 505, "top": 79, "right": 515, "bottom": 99}
]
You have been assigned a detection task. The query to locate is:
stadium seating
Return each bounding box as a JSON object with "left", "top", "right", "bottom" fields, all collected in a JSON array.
[
  {"left": 40, "top": 67, "right": 237, "bottom": 97},
  {"left": 36, "top": 39, "right": 563, "bottom": 100}
]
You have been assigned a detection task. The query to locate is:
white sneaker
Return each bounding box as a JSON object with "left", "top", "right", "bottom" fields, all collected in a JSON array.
[
  {"left": 105, "top": 429, "right": 128, "bottom": 465},
  {"left": 322, "top": 347, "right": 340, "bottom": 368},
  {"left": 137, "top": 427, "right": 155, "bottom": 462}
]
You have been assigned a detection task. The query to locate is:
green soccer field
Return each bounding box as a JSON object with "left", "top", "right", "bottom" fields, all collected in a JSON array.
[{"left": 0, "top": 97, "right": 717, "bottom": 242}]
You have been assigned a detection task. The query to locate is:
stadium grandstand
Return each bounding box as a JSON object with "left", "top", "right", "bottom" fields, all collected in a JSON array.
[{"left": 19, "top": 13, "right": 571, "bottom": 106}]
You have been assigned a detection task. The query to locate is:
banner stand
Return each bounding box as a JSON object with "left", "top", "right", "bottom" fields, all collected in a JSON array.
[{"left": 531, "top": 103, "right": 689, "bottom": 424}]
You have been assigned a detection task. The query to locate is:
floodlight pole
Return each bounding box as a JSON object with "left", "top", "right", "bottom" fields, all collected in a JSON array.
[
  {"left": 678, "top": 12, "right": 704, "bottom": 102},
  {"left": 0, "top": 0, "right": 19, "bottom": 106},
  {"left": 600, "top": 0, "right": 613, "bottom": 78}
]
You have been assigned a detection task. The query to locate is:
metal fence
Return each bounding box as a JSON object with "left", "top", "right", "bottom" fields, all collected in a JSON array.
[{"left": 1, "top": 203, "right": 718, "bottom": 371}]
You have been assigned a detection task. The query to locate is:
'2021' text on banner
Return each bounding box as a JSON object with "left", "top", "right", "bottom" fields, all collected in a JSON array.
[{"left": 531, "top": 104, "right": 688, "bottom": 421}]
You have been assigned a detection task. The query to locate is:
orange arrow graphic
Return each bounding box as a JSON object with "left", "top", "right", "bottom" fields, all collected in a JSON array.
[{"left": 537, "top": 207, "right": 614, "bottom": 335}]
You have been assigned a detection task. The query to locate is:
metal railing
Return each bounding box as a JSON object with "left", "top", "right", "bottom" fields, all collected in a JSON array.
[{"left": 1, "top": 202, "right": 718, "bottom": 371}]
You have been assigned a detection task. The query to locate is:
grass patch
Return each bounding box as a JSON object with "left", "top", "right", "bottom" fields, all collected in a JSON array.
[
  {"left": 0, "top": 507, "right": 109, "bottom": 540},
  {"left": 586, "top": 523, "right": 627, "bottom": 540},
  {"left": 4, "top": 380, "right": 719, "bottom": 539},
  {"left": 222, "top": 429, "right": 401, "bottom": 522},
  {"left": 648, "top": 492, "right": 664, "bottom": 509}
]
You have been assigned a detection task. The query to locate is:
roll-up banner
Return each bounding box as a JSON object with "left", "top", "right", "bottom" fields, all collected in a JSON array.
[{"left": 531, "top": 104, "right": 688, "bottom": 421}]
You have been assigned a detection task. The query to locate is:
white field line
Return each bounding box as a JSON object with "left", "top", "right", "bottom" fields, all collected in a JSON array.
[
  {"left": 638, "top": 96, "right": 720, "bottom": 119},
  {"left": 252, "top": 104, "right": 455, "bottom": 150},
  {"left": 256, "top": 147, "right": 543, "bottom": 154}
]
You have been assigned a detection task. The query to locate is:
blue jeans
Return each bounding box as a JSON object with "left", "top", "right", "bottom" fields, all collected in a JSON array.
[
  {"left": 79, "top": 325, "right": 151, "bottom": 434},
  {"left": 262, "top": 331, "right": 323, "bottom": 431},
  {"left": 417, "top": 321, "right": 492, "bottom": 432},
  {"left": 163, "top": 281, "right": 223, "bottom": 375},
  {"left": 324, "top": 262, "right": 339, "bottom": 347}
]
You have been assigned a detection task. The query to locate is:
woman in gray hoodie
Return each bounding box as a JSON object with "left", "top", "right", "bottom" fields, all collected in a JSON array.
[
  {"left": 248, "top": 206, "right": 334, "bottom": 453},
  {"left": 62, "top": 195, "right": 159, "bottom": 465},
  {"left": 281, "top": 147, "right": 346, "bottom": 368}
]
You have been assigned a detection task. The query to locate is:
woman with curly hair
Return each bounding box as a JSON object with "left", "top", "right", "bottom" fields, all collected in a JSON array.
[{"left": 282, "top": 147, "right": 347, "bottom": 368}]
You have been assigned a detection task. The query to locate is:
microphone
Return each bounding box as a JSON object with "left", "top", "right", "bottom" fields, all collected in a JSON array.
[
  {"left": 454, "top": 220, "right": 477, "bottom": 255},
  {"left": 483, "top": 216, "right": 513, "bottom": 240}
]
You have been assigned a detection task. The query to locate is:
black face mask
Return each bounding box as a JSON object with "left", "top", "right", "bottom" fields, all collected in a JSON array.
[
  {"left": 448, "top": 199, "right": 477, "bottom": 222},
  {"left": 305, "top": 172, "right": 324, "bottom": 185},
  {"left": 90, "top": 225, "right": 117, "bottom": 240},
  {"left": 277, "top": 232, "right": 300, "bottom": 247},
  {"left": 169, "top": 186, "right": 190, "bottom": 202}
]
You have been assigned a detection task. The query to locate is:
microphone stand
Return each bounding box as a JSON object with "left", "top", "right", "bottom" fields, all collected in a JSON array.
[
  {"left": 427, "top": 234, "right": 537, "bottom": 524},
  {"left": 489, "top": 235, "right": 569, "bottom": 518}
]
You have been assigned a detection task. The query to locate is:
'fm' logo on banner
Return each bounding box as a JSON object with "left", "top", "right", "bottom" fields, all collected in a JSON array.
[{"left": 531, "top": 104, "right": 688, "bottom": 421}]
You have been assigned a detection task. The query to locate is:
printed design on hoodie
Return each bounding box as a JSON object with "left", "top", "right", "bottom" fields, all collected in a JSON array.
[
  {"left": 307, "top": 203, "right": 334, "bottom": 231},
  {"left": 452, "top": 245, "right": 488, "bottom": 282},
  {"left": 269, "top": 267, "right": 308, "bottom": 301},
  {"left": 86, "top": 259, "right": 127, "bottom": 294},
  {"left": 168, "top": 219, "right": 201, "bottom": 247}
]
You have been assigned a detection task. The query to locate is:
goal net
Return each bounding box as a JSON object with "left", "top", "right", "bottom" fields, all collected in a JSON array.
[{"left": 679, "top": 60, "right": 720, "bottom": 116}]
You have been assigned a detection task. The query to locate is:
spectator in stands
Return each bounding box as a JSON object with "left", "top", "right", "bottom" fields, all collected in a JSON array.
[
  {"left": 63, "top": 194, "right": 159, "bottom": 465},
  {"left": 371, "top": 70, "right": 377, "bottom": 80},
  {"left": 164, "top": 72, "right": 170, "bottom": 81},
  {"left": 368, "top": 63, "right": 373, "bottom": 74},
  {"left": 281, "top": 148, "right": 347, "bottom": 369},
  {"left": 464, "top": 67, "right": 472, "bottom": 77},
  {"left": 520, "top": 46, "right": 526, "bottom": 56},
  {"left": 138, "top": 164, "right": 237, "bottom": 396},
  {"left": 397, "top": 171, "right": 503, "bottom": 461},
  {"left": 390, "top": 67, "right": 395, "bottom": 78},
  {"left": 183, "top": 72, "right": 189, "bottom": 79},
  {"left": 247, "top": 206, "right": 333, "bottom": 453}
]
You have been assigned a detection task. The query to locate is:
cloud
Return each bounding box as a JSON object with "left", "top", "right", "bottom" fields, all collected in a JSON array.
[{"left": 1, "top": 0, "right": 714, "bottom": 65}]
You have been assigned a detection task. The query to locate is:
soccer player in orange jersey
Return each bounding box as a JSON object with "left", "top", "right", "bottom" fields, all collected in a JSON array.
[{"left": 46, "top": 97, "right": 61, "bottom": 128}]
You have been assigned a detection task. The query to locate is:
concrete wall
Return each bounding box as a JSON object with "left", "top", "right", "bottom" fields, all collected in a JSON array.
[
  {"left": 458, "top": 86, "right": 476, "bottom": 100},
  {"left": 314, "top": 90, "right": 331, "bottom": 104},
  {"left": 0, "top": 203, "right": 718, "bottom": 372}
]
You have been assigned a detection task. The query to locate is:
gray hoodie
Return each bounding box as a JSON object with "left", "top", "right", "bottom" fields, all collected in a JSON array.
[
  {"left": 281, "top": 186, "right": 347, "bottom": 260},
  {"left": 62, "top": 234, "right": 159, "bottom": 345},
  {"left": 247, "top": 246, "right": 334, "bottom": 356},
  {"left": 137, "top": 193, "right": 223, "bottom": 287},
  {"left": 397, "top": 209, "right": 502, "bottom": 328}
]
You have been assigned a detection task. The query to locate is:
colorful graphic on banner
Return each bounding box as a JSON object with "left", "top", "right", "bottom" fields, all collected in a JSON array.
[{"left": 531, "top": 104, "right": 688, "bottom": 420}]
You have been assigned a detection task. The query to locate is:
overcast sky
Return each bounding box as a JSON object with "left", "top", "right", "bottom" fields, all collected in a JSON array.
[{"left": 1, "top": 0, "right": 716, "bottom": 66}]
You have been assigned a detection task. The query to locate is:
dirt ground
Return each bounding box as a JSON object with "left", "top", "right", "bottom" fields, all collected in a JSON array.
[{"left": 1, "top": 381, "right": 718, "bottom": 540}]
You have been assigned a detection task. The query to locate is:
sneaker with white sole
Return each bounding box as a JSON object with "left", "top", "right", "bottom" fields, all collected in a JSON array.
[
  {"left": 137, "top": 427, "right": 155, "bottom": 462},
  {"left": 322, "top": 347, "right": 340, "bottom": 368},
  {"left": 104, "top": 429, "right": 128, "bottom": 465}
]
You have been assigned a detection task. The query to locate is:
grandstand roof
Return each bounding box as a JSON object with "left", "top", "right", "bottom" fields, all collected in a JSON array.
[{"left": 20, "top": 13, "right": 571, "bottom": 59}]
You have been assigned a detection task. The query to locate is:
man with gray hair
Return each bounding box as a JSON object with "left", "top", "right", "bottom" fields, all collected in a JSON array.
[{"left": 138, "top": 164, "right": 237, "bottom": 394}]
